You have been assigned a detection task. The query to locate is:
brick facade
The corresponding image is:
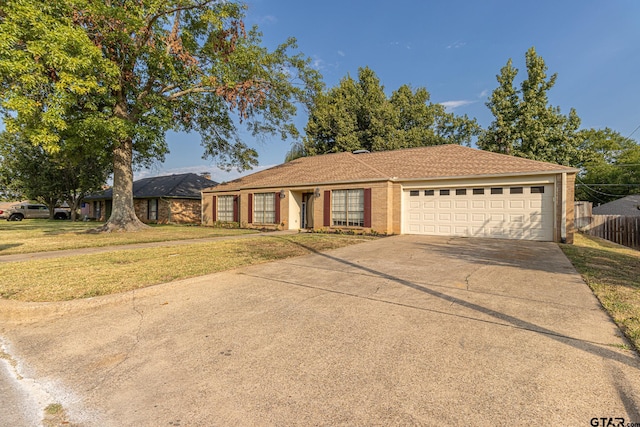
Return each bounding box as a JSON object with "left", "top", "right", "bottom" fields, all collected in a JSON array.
[
  {"left": 202, "top": 174, "right": 577, "bottom": 242},
  {"left": 88, "top": 198, "right": 203, "bottom": 224}
]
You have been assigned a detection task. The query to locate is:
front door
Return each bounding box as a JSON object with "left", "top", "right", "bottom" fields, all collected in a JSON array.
[{"left": 302, "top": 193, "right": 314, "bottom": 229}]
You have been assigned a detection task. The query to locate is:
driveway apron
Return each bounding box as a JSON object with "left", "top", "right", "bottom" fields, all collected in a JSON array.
[{"left": 0, "top": 235, "right": 638, "bottom": 426}]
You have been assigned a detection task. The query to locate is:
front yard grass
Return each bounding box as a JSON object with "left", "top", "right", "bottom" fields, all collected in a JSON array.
[
  {"left": 560, "top": 233, "right": 640, "bottom": 352},
  {"left": 0, "top": 234, "right": 374, "bottom": 302},
  {"left": 0, "top": 220, "right": 256, "bottom": 255}
]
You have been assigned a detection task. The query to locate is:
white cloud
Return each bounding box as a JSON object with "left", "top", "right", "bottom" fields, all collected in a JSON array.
[
  {"left": 478, "top": 89, "right": 489, "bottom": 98},
  {"left": 312, "top": 57, "right": 325, "bottom": 70},
  {"left": 440, "top": 100, "right": 476, "bottom": 111},
  {"left": 258, "top": 15, "right": 277, "bottom": 24},
  {"left": 446, "top": 41, "right": 466, "bottom": 49},
  {"left": 337, "top": 50, "right": 345, "bottom": 57}
]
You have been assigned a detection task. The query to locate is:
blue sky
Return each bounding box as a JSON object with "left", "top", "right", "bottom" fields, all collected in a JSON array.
[{"left": 24, "top": 1, "right": 640, "bottom": 182}]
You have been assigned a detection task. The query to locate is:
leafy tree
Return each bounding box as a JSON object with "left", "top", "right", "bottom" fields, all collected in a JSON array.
[
  {"left": 479, "top": 47, "right": 582, "bottom": 166},
  {"left": 303, "top": 67, "right": 479, "bottom": 155},
  {"left": 0, "top": 132, "right": 111, "bottom": 220},
  {"left": 0, "top": 0, "right": 321, "bottom": 231},
  {"left": 575, "top": 128, "right": 640, "bottom": 203},
  {"left": 0, "top": 133, "right": 65, "bottom": 217},
  {"left": 284, "top": 142, "right": 306, "bottom": 162}
]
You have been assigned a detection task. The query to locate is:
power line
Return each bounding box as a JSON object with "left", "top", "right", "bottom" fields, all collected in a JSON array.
[
  {"left": 627, "top": 123, "right": 640, "bottom": 139},
  {"left": 575, "top": 183, "right": 640, "bottom": 187}
]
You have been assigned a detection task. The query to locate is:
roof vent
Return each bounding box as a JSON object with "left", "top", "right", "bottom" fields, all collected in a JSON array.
[{"left": 352, "top": 150, "right": 370, "bottom": 154}]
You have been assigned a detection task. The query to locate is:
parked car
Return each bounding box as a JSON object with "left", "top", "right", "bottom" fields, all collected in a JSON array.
[{"left": 0, "top": 203, "right": 70, "bottom": 221}]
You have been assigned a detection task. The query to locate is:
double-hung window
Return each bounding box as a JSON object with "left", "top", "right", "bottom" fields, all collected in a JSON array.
[
  {"left": 148, "top": 199, "right": 158, "bottom": 220},
  {"left": 217, "top": 196, "right": 235, "bottom": 222},
  {"left": 254, "top": 193, "right": 276, "bottom": 224},
  {"left": 332, "top": 189, "right": 364, "bottom": 227}
]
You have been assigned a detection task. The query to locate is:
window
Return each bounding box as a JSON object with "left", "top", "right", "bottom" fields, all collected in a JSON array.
[
  {"left": 94, "top": 201, "right": 101, "bottom": 219},
  {"left": 410, "top": 190, "right": 419, "bottom": 197},
  {"left": 217, "top": 195, "right": 235, "bottom": 222},
  {"left": 510, "top": 187, "right": 523, "bottom": 194},
  {"left": 254, "top": 193, "right": 276, "bottom": 224},
  {"left": 491, "top": 187, "right": 503, "bottom": 195},
  {"left": 440, "top": 189, "right": 450, "bottom": 196},
  {"left": 456, "top": 189, "right": 467, "bottom": 196},
  {"left": 332, "top": 189, "right": 364, "bottom": 226},
  {"left": 473, "top": 188, "right": 484, "bottom": 195},
  {"left": 531, "top": 186, "right": 545, "bottom": 194},
  {"left": 148, "top": 199, "right": 158, "bottom": 220},
  {"left": 424, "top": 190, "right": 435, "bottom": 196}
]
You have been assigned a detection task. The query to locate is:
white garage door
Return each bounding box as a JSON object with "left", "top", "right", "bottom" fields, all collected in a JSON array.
[{"left": 403, "top": 184, "right": 554, "bottom": 241}]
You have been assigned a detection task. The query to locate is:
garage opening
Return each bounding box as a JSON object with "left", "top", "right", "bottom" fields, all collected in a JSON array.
[{"left": 403, "top": 184, "right": 554, "bottom": 241}]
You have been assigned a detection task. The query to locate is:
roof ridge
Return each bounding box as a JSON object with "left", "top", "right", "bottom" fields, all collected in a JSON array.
[
  {"left": 166, "top": 173, "right": 191, "bottom": 197},
  {"left": 348, "top": 152, "right": 390, "bottom": 177}
]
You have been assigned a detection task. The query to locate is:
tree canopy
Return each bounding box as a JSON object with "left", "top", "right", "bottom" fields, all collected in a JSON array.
[
  {"left": 302, "top": 66, "right": 480, "bottom": 155},
  {"left": 0, "top": 131, "right": 112, "bottom": 220},
  {"left": 0, "top": 0, "right": 321, "bottom": 231},
  {"left": 478, "top": 47, "right": 582, "bottom": 167},
  {"left": 575, "top": 128, "right": 640, "bottom": 203}
]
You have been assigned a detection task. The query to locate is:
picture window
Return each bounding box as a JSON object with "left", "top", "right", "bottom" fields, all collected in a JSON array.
[
  {"left": 456, "top": 189, "right": 467, "bottom": 196},
  {"left": 439, "top": 189, "right": 450, "bottom": 196},
  {"left": 424, "top": 190, "right": 434, "bottom": 196},
  {"left": 510, "top": 187, "right": 524, "bottom": 194},
  {"left": 217, "top": 195, "right": 235, "bottom": 222},
  {"left": 491, "top": 188, "right": 503, "bottom": 195},
  {"left": 254, "top": 193, "right": 276, "bottom": 224},
  {"left": 410, "top": 190, "right": 419, "bottom": 197},
  {"left": 473, "top": 188, "right": 484, "bottom": 195},
  {"left": 332, "top": 189, "right": 364, "bottom": 227}
]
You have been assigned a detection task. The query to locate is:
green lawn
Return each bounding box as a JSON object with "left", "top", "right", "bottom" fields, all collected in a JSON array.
[
  {"left": 561, "top": 233, "right": 640, "bottom": 352},
  {"left": 0, "top": 231, "right": 374, "bottom": 302},
  {"left": 0, "top": 220, "right": 256, "bottom": 255}
]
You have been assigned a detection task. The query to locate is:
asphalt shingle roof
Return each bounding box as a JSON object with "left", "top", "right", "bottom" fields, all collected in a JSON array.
[
  {"left": 206, "top": 145, "right": 577, "bottom": 192},
  {"left": 592, "top": 194, "right": 640, "bottom": 216},
  {"left": 87, "top": 173, "right": 218, "bottom": 200}
]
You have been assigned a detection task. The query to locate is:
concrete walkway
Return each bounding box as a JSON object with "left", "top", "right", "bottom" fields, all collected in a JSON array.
[{"left": 1, "top": 235, "right": 639, "bottom": 426}]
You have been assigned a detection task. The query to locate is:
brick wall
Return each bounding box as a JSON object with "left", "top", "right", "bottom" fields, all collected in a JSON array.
[{"left": 88, "top": 198, "right": 202, "bottom": 224}]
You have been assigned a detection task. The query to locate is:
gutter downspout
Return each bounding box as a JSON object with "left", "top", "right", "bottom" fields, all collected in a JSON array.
[{"left": 561, "top": 172, "right": 567, "bottom": 243}]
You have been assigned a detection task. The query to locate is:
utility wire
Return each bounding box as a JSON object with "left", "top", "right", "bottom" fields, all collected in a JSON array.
[
  {"left": 627, "top": 123, "right": 640, "bottom": 139},
  {"left": 575, "top": 176, "right": 632, "bottom": 198}
]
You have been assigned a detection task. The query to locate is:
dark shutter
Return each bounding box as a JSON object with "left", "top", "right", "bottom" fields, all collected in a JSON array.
[
  {"left": 211, "top": 196, "right": 217, "bottom": 222},
  {"left": 363, "top": 188, "right": 372, "bottom": 228},
  {"left": 275, "top": 194, "right": 281, "bottom": 224},
  {"left": 247, "top": 194, "right": 253, "bottom": 224},
  {"left": 233, "top": 195, "right": 239, "bottom": 222},
  {"left": 323, "top": 190, "right": 331, "bottom": 227}
]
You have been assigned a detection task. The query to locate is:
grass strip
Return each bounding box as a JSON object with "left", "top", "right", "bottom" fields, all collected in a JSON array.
[
  {"left": 0, "top": 234, "right": 374, "bottom": 302},
  {"left": 561, "top": 233, "right": 640, "bottom": 352},
  {"left": 0, "top": 220, "right": 255, "bottom": 255}
]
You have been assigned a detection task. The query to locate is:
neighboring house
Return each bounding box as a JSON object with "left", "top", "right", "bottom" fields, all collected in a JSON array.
[
  {"left": 592, "top": 194, "right": 640, "bottom": 217},
  {"left": 86, "top": 173, "right": 218, "bottom": 224},
  {"left": 202, "top": 145, "right": 577, "bottom": 243}
]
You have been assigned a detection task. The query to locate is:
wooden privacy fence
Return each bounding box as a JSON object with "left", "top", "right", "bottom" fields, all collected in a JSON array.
[{"left": 582, "top": 215, "right": 640, "bottom": 249}]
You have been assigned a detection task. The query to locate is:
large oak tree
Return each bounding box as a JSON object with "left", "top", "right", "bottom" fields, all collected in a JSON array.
[{"left": 0, "top": 0, "right": 321, "bottom": 231}]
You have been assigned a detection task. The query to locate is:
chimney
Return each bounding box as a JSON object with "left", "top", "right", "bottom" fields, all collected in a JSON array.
[{"left": 200, "top": 172, "right": 211, "bottom": 180}]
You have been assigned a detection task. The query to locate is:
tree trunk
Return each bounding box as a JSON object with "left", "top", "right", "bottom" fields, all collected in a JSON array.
[
  {"left": 92, "top": 137, "right": 148, "bottom": 232},
  {"left": 70, "top": 196, "right": 80, "bottom": 222}
]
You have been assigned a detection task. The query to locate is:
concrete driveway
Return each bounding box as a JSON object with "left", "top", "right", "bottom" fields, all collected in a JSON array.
[{"left": 1, "top": 235, "right": 639, "bottom": 426}]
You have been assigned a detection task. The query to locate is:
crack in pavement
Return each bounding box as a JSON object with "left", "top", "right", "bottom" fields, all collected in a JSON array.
[{"left": 86, "top": 290, "right": 145, "bottom": 394}]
